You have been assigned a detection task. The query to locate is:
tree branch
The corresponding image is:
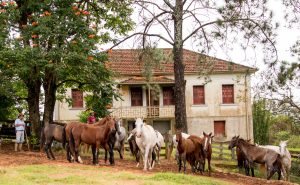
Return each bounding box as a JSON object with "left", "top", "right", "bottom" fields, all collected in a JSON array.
[{"left": 163, "top": 0, "right": 174, "bottom": 10}]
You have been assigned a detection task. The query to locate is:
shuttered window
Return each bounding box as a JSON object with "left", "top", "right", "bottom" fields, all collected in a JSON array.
[
  {"left": 193, "top": 86, "right": 205, "bottom": 104},
  {"left": 163, "top": 87, "right": 174, "bottom": 105},
  {"left": 131, "top": 87, "right": 143, "bottom": 106},
  {"left": 222, "top": 85, "right": 234, "bottom": 104},
  {"left": 71, "top": 89, "right": 83, "bottom": 108}
]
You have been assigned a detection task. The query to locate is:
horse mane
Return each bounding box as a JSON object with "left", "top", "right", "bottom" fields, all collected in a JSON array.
[{"left": 238, "top": 138, "right": 255, "bottom": 147}]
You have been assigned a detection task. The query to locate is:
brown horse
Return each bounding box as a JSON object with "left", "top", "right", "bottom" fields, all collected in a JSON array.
[
  {"left": 202, "top": 132, "right": 214, "bottom": 176},
  {"left": 176, "top": 129, "right": 202, "bottom": 173},
  {"left": 236, "top": 139, "right": 251, "bottom": 173},
  {"left": 187, "top": 135, "right": 205, "bottom": 174},
  {"left": 62, "top": 116, "right": 112, "bottom": 163},
  {"left": 228, "top": 136, "right": 283, "bottom": 180},
  {"left": 40, "top": 124, "right": 65, "bottom": 160},
  {"left": 69, "top": 116, "right": 117, "bottom": 165}
]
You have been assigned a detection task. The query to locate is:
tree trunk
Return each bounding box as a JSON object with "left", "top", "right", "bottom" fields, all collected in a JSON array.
[
  {"left": 43, "top": 68, "right": 57, "bottom": 127},
  {"left": 173, "top": 0, "right": 187, "bottom": 132},
  {"left": 26, "top": 77, "right": 41, "bottom": 137}
]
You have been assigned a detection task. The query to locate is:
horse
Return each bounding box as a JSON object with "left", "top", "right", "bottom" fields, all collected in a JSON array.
[
  {"left": 68, "top": 116, "right": 118, "bottom": 165},
  {"left": 168, "top": 132, "right": 190, "bottom": 160},
  {"left": 154, "top": 130, "right": 165, "bottom": 164},
  {"left": 202, "top": 132, "right": 214, "bottom": 176},
  {"left": 228, "top": 136, "right": 283, "bottom": 180},
  {"left": 113, "top": 120, "right": 126, "bottom": 159},
  {"left": 186, "top": 134, "right": 205, "bottom": 174},
  {"left": 235, "top": 139, "right": 251, "bottom": 174},
  {"left": 127, "top": 133, "right": 140, "bottom": 164},
  {"left": 176, "top": 129, "right": 202, "bottom": 173},
  {"left": 134, "top": 118, "right": 157, "bottom": 171},
  {"left": 40, "top": 124, "right": 65, "bottom": 160},
  {"left": 256, "top": 140, "right": 291, "bottom": 181},
  {"left": 62, "top": 116, "right": 114, "bottom": 163}
]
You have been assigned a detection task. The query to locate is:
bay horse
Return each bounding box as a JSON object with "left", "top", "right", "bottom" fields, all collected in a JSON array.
[
  {"left": 236, "top": 139, "right": 251, "bottom": 174},
  {"left": 176, "top": 129, "right": 202, "bottom": 173},
  {"left": 169, "top": 132, "right": 190, "bottom": 160},
  {"left": 40, "top": 124, "right": 65, "bottom": 160},
  {"left": 69, "top": 116, "right": 118, "bottom": 165},
  {"left": 202, "top": 132, "right": 214, "bottom": 176},
  {"left": 228, "top": 136, "right": 283, "bottom": 180},
  {"left": 257, "top": 141, "right": 291, "bottom": 181},
  {"left": 135, "top": 118, "right": 157, "bottom": 171},
  {"left": 186, "top": 134, "right": 205, "bottom": 174},
  {"left": 127, "top": 133, "right": 140, "bottom": 164}
]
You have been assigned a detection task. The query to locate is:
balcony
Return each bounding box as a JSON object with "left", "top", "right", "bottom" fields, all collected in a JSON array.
[{"left": 109, "top": 106, "right": 175, "bottom": 118}]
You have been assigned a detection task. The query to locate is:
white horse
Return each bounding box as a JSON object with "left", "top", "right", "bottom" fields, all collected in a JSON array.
[
  {"left": 114, "top": 120, "right": 126, "bottom": 159},
  {"left": 257, "top": 140, "right": 291, "bottom": 181},
  {"left": 168, "top": 132, "right": 190, "bottom": 160},
  {"left": 154, "top": 130, "right": 165, "bottom": 164},
  {"left": 135, "top": 118, "right": 157, "bottom": 171}
]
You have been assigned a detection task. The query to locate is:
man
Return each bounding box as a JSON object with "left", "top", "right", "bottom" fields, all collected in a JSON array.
[{"left": 14, "top": 113, "right": 26, "bottom": 152}]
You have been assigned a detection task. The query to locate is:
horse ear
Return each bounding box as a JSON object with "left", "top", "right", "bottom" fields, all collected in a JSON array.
[
  {"left": 203, "top": 131, "right": 207, "bottom": 136},
  {"left": 236, "top": 135, "right": 240, "bottom": 139},
  {"left": 209, "top": 132, "right": 212, "bottom": 136}
]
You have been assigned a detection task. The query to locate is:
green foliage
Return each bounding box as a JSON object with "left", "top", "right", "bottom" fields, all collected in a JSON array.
[
  {"left": 29, "top": 133, "right": 39, "bottom": 146},
  {"left": 274, "top": 131, "right": 290, "bottom": 142},
  {"left": 288, "top": 135, "right": 300, "bottom": 148},
  {"left": 78, "top": 109, "right": 93, "bottom": 123},
  {"left": 252, "top": 99, "right": 271, "bottom": 145}
]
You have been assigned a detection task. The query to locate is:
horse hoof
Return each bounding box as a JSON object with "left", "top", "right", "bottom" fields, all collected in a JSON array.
[
  {"left": 136, "top": 163, "right": 139, "bottom": 168},
  {"left": 143, "top": 168, "right": 147, "bottom": 171}
]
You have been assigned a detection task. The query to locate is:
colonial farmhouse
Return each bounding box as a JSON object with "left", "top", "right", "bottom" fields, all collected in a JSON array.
[{"left": 53, "top": 48, "right": 256, "bottom": 141}]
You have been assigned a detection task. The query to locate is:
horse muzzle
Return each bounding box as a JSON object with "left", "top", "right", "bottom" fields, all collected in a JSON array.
[{"left": 117, "top": 131, "right": 121, "bottom": 135}]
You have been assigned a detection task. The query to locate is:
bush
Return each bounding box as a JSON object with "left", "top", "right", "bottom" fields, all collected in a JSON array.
[
  {"left": 291, "top": 161, "right": 300, "bottom": 177},
  {"left": 78, "top": 110, "right": 93, "bottom": 123},
  {"left": 274, "top": 131, "right": 290, "bottom": 141},
  {"left": 287, "top": 135, "right": 300, "bottom": 148}
]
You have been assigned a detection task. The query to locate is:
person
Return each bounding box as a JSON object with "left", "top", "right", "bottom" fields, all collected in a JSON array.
[
  {"left": 14, "top": 113, "right": 26, "bottom": 152},
  {"left": 87, "top": 112, "right": 96, "bottom": 124},
  {"left": 84, "top": 112, "right": 96, "bottom": 153}
]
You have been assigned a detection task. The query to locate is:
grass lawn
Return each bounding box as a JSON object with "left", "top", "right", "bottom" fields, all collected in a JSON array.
[{"left": 0, "top": 164, "right": 233, "bottom": 185}]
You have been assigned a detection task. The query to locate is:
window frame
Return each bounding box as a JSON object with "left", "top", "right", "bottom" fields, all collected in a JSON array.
[
  {"left": 222, "top": 84, "right": 234, "bottom": 104},
  {"left": 193, "top": 85, "right": 205, "bottom": 105}
]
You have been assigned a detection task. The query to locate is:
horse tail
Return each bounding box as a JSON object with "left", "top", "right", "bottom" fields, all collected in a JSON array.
[
  {"left": 62, "top": 125, "right": 67, "bottom": 149},
  {"left": 69, "top": 127, "right": 75, "bottom": 152},
  {"left": 40, "top": 126, "right": 45, "bottom": 152}
]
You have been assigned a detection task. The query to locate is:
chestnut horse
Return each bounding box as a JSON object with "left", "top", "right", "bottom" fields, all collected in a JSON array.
[
  {"left": 202, "top": 132, "right": 214, "bottom": 176},
  {"left": 228, "top": 136, "right": 283, "bottom": 180},
  {"left": 176, "top": 129, "right": 202, "bottom": 173},
  {"left": 187, "top": 135, "right": 205, "bottom": 174},
  {"left": 69, "top": 116, "right": 118, "bottom": 165}
]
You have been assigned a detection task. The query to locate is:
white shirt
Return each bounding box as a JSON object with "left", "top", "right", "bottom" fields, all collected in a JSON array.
[{"left": 14, "top": 118, "right": 25, "bottom": 131}]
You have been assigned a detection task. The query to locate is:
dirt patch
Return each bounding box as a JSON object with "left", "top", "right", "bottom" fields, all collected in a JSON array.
[{"left": 0, "top": 143, "right": 296, "bottom": 185}]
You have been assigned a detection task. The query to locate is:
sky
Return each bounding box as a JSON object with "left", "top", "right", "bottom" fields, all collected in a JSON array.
[{"left": 104, "top": 0, "right": 299, "bottom": 101}]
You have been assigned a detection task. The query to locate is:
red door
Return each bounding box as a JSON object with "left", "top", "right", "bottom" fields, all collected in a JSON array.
[{"left": 214, "top": 121, "right": 226, "bottom": 137}]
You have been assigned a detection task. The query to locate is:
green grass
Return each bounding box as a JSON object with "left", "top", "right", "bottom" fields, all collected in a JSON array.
[{"left": 0, "top": 164, "right": 233, "bottom": 185}]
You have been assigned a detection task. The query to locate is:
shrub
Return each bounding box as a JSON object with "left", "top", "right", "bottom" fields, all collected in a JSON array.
[
  {"left": 274, "top": 131, "right": 290, "bottom": 142},
  {"left": 77, "top": 110, "right": 93, "bottom": 123},
  {"left": 287, "top": 135, "right": 300, "bottom": 148}
]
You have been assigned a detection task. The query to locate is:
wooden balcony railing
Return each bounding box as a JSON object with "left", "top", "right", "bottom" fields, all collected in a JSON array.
[{"left": 109, "top": 106, "right": 175, "bottom": 118}]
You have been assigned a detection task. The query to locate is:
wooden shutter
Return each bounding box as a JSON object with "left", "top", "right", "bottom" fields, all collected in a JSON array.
[
  {"left": 193, "top": 86, "right": 205, "bottom": 104},
  {"left": 214, "top": 121, "right": 225, "bottom": 137},
  {"left": 163, "top": 87, "right": 174, "bottom": 105},
  {"left": 131, "top": 87, "right": 143, "bottom": 106},
  {"left": 222, "top": 85, "right": 234, "bottom": 104},
  {"left": 72, "top": 89, "right": 83, "bottom": 108}
]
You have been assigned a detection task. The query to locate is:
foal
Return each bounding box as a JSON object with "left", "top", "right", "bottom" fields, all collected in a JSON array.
[
  {"left": 229, "top": 136, "right": 283, "bottom": 180},
  {"left": 176, "top": 130, "right": 202, "bottom": 173},
  {"left": 202, "top": 132, "right": 214, "bottom": 176}
]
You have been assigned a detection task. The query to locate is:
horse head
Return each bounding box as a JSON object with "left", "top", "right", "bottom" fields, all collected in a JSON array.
[
  {"left": 228, "top": 135, "right": 239, "bottom": 150},
  {"left": 135, "top": 117, "right": 144, "bottom": 138},
  {"left": 175, "top": 129, "right": 182, "bottom": 142},
  {"left": 115, "top": 118, "right": 122, "bottom": 135},
  {"left": 279, "top": 140, "right": 288, "bottom": 154},
  {"left": 203, "top": 131, "right": 214, "bottom": 152},
  {"left": 106, "top": 116, "right": 116, "bottom": 134}
]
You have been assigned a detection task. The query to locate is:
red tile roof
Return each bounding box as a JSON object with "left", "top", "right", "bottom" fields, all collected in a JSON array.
[
  {"left": 108, "top": 48, "right": 257, "bottom": 75},
  {"left": 120, "top": 76, "right": 174, "bottom": 84}
]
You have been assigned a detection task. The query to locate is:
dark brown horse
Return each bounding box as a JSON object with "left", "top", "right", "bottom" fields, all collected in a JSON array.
[
  {"left": 202, "top": 132, "right": 214, "bottom": 176},
  {"left": 228, "top": 136, "right": 283, "bottom": 180},
  {"left": 69, "top": 116, "right": 118, "bottom": 165},
  {"left": 40, "top": 124, "right": 65, "bottom": 159},
  {"left": 236, "top": 139, "right": 251, "bottom": 173},
  {"left": 187, "top": 135, "right": 205, "bottom": 174},
  {"left": 176, "top": 129, "right": 202, "bottom": 173}
]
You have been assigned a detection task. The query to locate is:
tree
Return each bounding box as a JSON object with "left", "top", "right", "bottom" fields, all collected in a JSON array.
[
  {"left": 114, "top": 0, "right": 276, "bottom": 131},
  {"left": 0, "top": 1, "right": 134, "bottom": 135},
  {"left": 252, "top": 99, "right": 272, "bottom": 145}
]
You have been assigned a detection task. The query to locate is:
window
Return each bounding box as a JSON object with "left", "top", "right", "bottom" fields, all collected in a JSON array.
[
  {"left": 222, "top": 84, "right": 234, "bottom": 104},
  {"left": 71, "top": 89, "right": 83, "bottom": 108},
  {"left": 131, "top": 87, "right": 143, "bottom": 106},
  {"left": 193, "top": 86, "right": 205, "bottom": 104},
  {"left": 163, "top": 87, "right": 174, "bottom": 105},
  {"left": 214, "top": 121, "right": 226, "bottom": 137}
]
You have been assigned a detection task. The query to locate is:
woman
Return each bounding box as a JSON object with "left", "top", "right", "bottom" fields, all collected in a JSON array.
[{"left": 84, "top": 112, "right": 96, "bottom": 153}]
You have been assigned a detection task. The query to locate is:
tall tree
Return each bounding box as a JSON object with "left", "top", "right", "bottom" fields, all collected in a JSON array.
[
  {"left": 114, "top": 0, "right": 276, "bottom": 131},
  {"left": 0, "top": 1, "right": 133, "bottom": 135}
]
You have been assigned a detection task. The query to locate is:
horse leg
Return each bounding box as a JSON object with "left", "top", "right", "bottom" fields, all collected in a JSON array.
[
  {"left": 277, "top": 168, "right": 281, "bottom": 180},
  {"left": 267, "top": 166, "right": 275, "bottom": 180},
  {"left": 44, "top": 143, "right": 51, "bottom": 159},
  {"left": 104, "top": 149, "right": 108, "bottom": 164},
  {"left": 120, "top": 140, "right": 125, "bottom": 159},
  {"left": 109, "top": 142, "right": 115, "bottom": 165},
  {"left": 143, "top": 146, "right": 150, "bottom": 171},
  {"left": 178, "top": 153, "right": 182, "bottom": 172},
  {"left": 183, "top": 153, "right": 187, "bottom": 174},
  {"left": 74, "top": 140, "right": 83, "bottom": 164},
  {"left": 91, "top": 145, "right": 96, "bottom": 165},
  {"left": 208, "top": 156, "right": 211, "bottom": 176},
  {"left": 48, "top": 138, "right": 55, "bottom": 160}
]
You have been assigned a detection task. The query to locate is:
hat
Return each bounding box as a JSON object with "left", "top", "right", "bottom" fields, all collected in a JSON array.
[{"left": 18, "top": 113, "right": 24, "bottom": 118}]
